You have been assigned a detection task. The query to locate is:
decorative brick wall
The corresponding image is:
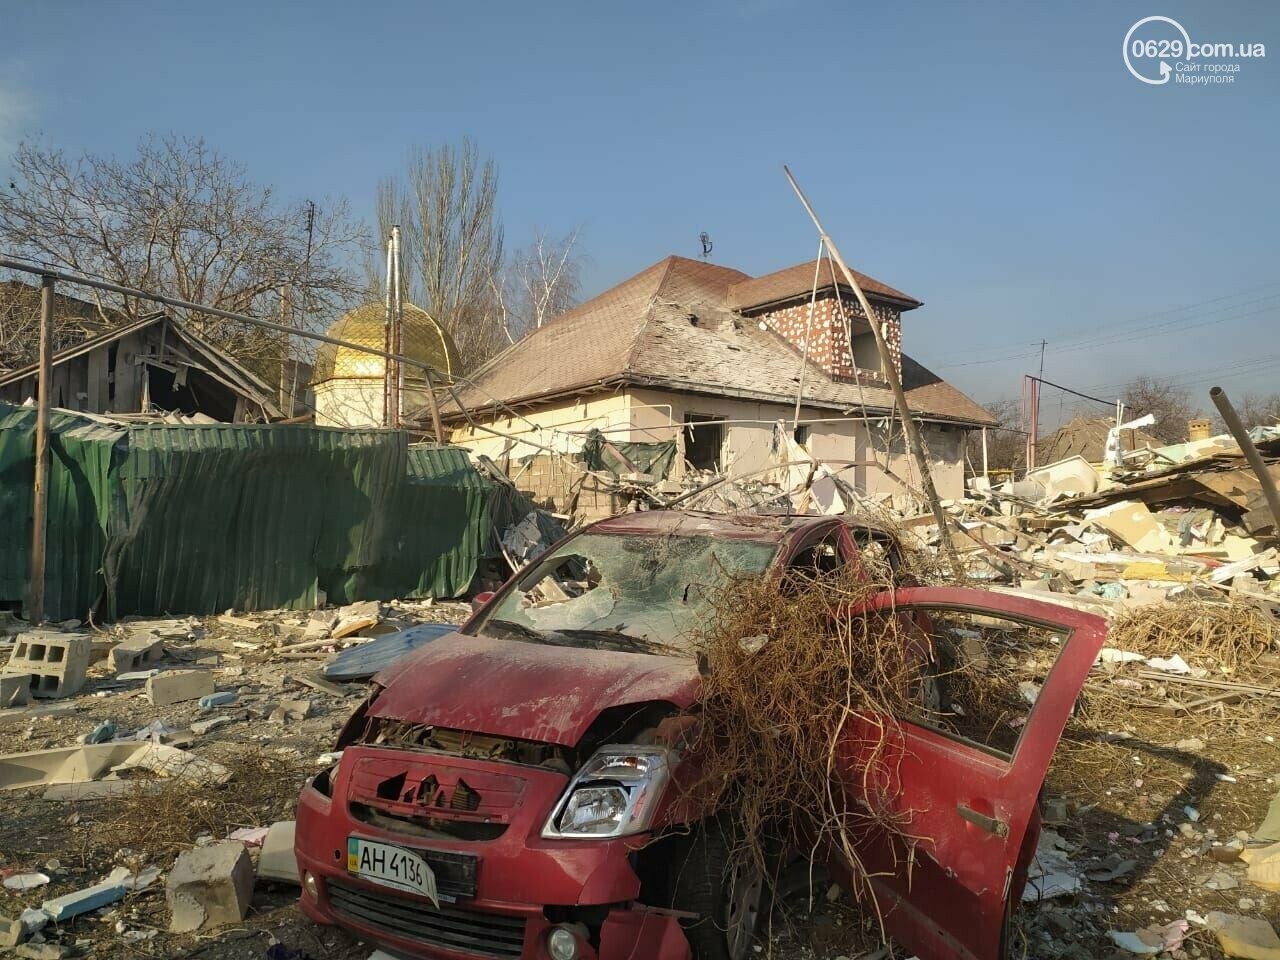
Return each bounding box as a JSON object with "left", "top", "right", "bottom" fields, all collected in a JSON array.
[{"left": 756, "top": 293, "right": 901, "bottom": 381}]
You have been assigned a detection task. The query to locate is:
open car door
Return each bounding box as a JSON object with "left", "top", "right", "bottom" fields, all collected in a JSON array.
[{"left": 837, "top": 587, "right": 1107, "bottom": 960}]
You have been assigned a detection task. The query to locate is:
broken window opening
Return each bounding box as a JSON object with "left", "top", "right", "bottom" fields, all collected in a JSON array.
[
  {"left": 882, "top": 607, "right": 1072, "bottom": 762},
  {"left": 683, "top": 415, "right": 725, "bottom": 472}
]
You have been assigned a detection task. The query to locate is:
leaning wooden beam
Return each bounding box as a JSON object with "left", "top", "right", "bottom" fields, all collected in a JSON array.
[{"left": 783, "top": 166, "right": 965, "bottom": 579}]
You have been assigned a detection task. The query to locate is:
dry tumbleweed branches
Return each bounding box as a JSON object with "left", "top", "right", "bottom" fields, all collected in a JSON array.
[
  {"left": 1109, "top": 597, "right": 1279, "bottom": 670},
  {"left": 686, "top": 560, "right": 929, "bottom": 920}
]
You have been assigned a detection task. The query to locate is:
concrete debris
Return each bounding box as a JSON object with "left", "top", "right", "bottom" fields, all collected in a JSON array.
[
  {"left": 1207, "top": 911, "right": 1280, "bottom": 959},
  {"left": 0, "top": 672, "right": 32, "bottom": 707},
  {"left": 40, "top": 866, "right": 130, "bottom": 921},
  {"left": 268, "top": 698, "right": 311, "bottom": 724},
  {"left": 1243, "top": 841, "right": 1280, "bottom": 892},
  {"left": 165, "top": 841, "right": 254, "bottom": 932},
  {"left": 109, "top": 633, "right": 166, "bottom": 674},
  {"left": 0, "top": 741, "right": 229, "bottom": 791},
  {"left": 256, "top": 820, "right": 299, "bottom": 884},
  {"left": 146, "top": 669, "right": 215, "bottom": 707},
  {"left": 15, "top": 943, "right": 68, "bottom": 959},
  {"left": 1257, "top": 788, "right": 1280, "bottom": 843},
  {"left": 5, "top": 633, "right": 90, "bottom": 698},
  {"left": 2, "top": 873, "right": 50, "bottom": 892},
  {"left": 0, "top": 916, "right": 23, "bottom": 948}
]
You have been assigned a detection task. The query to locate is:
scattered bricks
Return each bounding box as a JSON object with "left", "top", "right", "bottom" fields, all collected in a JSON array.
[
  {"left": 165, "top": 842, "right": 253, "bottom": 932},
  {"left": 197, "top": 691, "right": 237, "bottom": 710},
  {"left": 41, "top": 870, "right": 127, "bottom": 922},
  {"left": 302, "top": 611, "right": 338, "bottom": 641},
  {"left": 0, "top": 673, "right": 31, "bottom": 707},
  {"left": 268, "top": 699, "right": 311, "bottom": 724},
  {"left": 0, "top": 916, "right": 23, "bottom": 948},
  {"left": 16, "top": 942, "right": 68, "bottom": 959},
  {"left": 146, "top": 670, "right": 215, "bottom": 707},
  {"left": 6, "top": 633, "right": 90, "bottom": 699},
  {"left": 256, "top": 820, "right": 299, "bottom": 884},
  {"left": 109, "top": 634, "right": 166, "bottom": 674}
]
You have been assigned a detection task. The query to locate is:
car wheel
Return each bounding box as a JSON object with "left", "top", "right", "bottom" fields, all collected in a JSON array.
[{"left": 668, "top": 819, "right": 765, "bottom": 960}]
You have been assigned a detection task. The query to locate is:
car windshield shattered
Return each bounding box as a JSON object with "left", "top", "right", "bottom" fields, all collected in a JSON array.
[{"left": 476, "top": 532, "right": 779, "bottom": 656}]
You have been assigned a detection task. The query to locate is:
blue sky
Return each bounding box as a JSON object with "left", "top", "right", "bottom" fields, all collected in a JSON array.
[{"left": 2, "top": 1, "right": 1277, "bottom": 417}]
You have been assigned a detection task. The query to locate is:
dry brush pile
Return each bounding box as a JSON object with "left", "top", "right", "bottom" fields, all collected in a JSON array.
[
  {"left": 1108, "top": 597, "right": 1280, "bottom": 671},
  {"left": 685, "top": 557, "right": 931, "bottom": 917}
]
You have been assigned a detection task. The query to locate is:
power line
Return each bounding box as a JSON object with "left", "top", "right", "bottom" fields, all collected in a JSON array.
[
  {"left": 937, "top": 280, "right": 1280, "bottom": 359},
  {"left": 937, "top": 297, "right": 1280, "bottom": 369}
]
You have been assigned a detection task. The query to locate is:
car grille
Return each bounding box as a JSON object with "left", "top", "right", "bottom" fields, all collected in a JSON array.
[{"left": 327, "top": 879, "right": 527, "bottom": 958}]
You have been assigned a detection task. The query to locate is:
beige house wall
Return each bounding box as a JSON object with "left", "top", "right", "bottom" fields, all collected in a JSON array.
[
  {"left": 449, "top": 386, "right": 969, "bottom": 505},
  {"left": 627, "top": 387, "right": 966, "bottom": 501},
  {"left": 447, "top": 391, "right": 635, "bottom": 460}
]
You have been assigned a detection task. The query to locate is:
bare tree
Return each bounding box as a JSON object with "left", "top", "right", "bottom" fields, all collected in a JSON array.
[
  {"left": 495, "top": 229, "right": 583, "bottom": 340},
  {"left": 0, "top": 134, "right": 365, "bottom": 377},
  {"left": 1121, "top": 376, "right": 1199, "bottom": 443},
  {"left": 369, "top": 141, "right": 506, "bottom": 372},
  {"left": 0, "top": 279, "right": 118, "bottom": 371},
  {"left": 1237, "top": 392, "right": 1280, "bottom": 428}
]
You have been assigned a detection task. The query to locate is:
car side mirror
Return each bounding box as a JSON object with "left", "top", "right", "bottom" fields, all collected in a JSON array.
[{"left": 471, "top": 591, "right": 495, "bottom": 613}]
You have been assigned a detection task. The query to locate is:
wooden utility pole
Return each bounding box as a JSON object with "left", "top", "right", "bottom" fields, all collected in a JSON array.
[
  {"left": 277, "top": 285, "right": 291, "bottom": 414},
  {"left": 783, "top": 166, "right": 964, "bottom": 578},
  {"left": 423, "top": 367, "right": 446, "bottom": 445},
  {"left": 28, "top": 275, "right": 54, "bottom": 623}
]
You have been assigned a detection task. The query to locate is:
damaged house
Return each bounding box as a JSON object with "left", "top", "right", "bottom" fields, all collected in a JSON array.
[
  {"left": 443, "top": 255, "right": 994, "bottom": 515},
  {"left": 0, "top": 300, "right": 281, "bottom": 422}
]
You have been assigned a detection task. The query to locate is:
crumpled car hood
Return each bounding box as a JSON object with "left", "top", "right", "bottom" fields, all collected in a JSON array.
[{"left": 369, "top": 632, "right": 700, "bottom": 747}]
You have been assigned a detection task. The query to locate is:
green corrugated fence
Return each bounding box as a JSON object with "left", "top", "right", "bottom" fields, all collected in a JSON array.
[{"left": 0, "top": 402, "right": 518, "bottom": 621}]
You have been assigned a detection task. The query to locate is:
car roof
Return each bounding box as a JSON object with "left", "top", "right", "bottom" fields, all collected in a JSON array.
[{"left": 587, "top": 509, "right": 891, "bottom": 543}]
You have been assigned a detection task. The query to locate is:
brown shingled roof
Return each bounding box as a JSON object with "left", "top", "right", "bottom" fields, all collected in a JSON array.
[
  {"left": 443, "top": 255, "right": 993, "bottom": 427},
  {"left": 726, "top": 259, "right": 921, "bottom": 312}
]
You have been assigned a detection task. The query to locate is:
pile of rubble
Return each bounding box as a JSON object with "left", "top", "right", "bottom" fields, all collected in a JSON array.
[
  {"left": 914, "top": 425, "right": 1280, "bottom": 613},
  {"left": 0, "top": 599, "right": 469, "bottom": 958}
]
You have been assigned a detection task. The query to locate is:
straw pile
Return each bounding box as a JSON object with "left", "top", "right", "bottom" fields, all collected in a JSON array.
[{"left": 1109, "top": 597, "right": 1279, "bottom": 670}]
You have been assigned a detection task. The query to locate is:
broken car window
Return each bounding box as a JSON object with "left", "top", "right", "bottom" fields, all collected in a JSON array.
[
  {"left": 889, "top": 607, "right": 1072, "bottom": 762},
  {"left": 477, "top": 533, "right": 779, "bottom": 655}
]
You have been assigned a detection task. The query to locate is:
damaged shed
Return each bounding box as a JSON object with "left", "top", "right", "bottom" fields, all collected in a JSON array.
[{"left": 0, "top": 309, "right": 281, "bottom": 422}]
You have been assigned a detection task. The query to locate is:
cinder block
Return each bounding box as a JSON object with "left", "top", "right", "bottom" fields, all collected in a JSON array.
[
  {"left": 110, "top": 633, "right": 166, "bottom": 674},
  {"left": 166, "top": 842, "right": 253, "bottom": 932},
  {"left": 0, "top": 915, "right": 22, "bottom": 948},
  {"left": 146, "top": 670, "right": 215, "bottom": 707},
  {"left": 0, "top": 672, "right": 31, "bottom": 707},
  {"left": 6, "top": 632, "right": 90, "bottom": 699},
  {"left": 256, "top": 820, "right": 299, "bottom": 884}
]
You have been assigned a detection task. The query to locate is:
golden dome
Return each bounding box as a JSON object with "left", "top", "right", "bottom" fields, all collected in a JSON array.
[{"left": 312, "top": 301, "right": 458, "bottom": 385}]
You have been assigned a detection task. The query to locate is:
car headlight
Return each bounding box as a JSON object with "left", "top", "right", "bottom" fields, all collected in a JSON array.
[{"left": 542, "top": 746, "right": 672, "bottom": 839}]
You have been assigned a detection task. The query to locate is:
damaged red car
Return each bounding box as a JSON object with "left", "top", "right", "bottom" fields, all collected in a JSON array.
[{"left": 296, "top": 510, "right": 1106, "bottom": 960}]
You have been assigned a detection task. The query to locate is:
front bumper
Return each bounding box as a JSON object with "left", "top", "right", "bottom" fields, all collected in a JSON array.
[{"left": 295, "top": 747, "right": 691, "bottom": 960}]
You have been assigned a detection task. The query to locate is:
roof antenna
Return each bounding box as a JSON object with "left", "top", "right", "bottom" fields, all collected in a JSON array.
[{"left": 698, "top": 232, "right": 713, "bottom": 260}]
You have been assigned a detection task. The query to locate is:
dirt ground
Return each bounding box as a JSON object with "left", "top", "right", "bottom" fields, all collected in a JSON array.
[{"left": 1, "top": 607, "right": 1276, "bottom": 960}]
